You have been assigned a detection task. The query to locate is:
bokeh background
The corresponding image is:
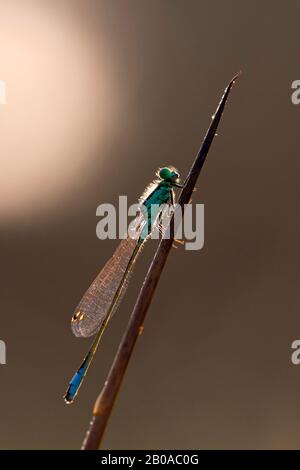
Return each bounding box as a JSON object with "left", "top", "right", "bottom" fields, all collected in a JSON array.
[{"left": 0, "top": 0, "right": 299, "bottom": 449}]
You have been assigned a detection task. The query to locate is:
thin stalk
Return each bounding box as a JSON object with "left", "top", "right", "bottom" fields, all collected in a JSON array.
[{"left": 81, "top": 73, "right": 241, "bottom": 450}]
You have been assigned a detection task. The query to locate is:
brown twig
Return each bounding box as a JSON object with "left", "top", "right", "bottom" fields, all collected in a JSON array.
[{"left": 81, "top": 73, "right": 241, "bottom": 450}]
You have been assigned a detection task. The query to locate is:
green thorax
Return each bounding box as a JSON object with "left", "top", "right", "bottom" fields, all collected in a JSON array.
[
  {"left": 142, "top": 180, "right": 173, "bottom": 210},
  {"left": 138, "top": 180, "right": 173, "bottom": 241}
]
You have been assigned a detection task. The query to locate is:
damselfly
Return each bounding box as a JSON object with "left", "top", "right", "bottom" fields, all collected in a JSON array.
[{"left": 64, "top": 166, "right": 182, "bottom": 403}]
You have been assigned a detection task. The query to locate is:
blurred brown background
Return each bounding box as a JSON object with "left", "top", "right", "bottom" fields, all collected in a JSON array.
[{"left": 0, "top": 0, "right": 299, "bottom": 449}]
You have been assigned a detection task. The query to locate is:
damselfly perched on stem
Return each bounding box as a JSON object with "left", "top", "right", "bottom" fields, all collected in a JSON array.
[{"left": 64, "top": 166, "right": 183, "bottom": 403}]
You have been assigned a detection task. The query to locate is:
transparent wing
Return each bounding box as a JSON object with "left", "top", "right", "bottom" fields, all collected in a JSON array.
[{"left": 71, "top": 216, "right": 144, "bottom": 338}]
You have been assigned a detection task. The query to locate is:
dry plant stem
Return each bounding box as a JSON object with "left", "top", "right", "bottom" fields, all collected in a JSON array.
[{"left": 81, "top": 73, "right": 241, "bottom": 450}]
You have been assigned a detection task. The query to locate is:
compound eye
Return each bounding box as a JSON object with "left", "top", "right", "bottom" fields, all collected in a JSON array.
[{"left": 72, "top": 310, "right": 85, "bottom": 322}]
